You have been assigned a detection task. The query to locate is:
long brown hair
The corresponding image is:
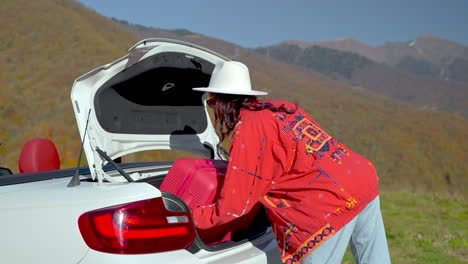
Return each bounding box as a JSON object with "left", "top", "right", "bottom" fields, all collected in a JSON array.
[{"left": 207, "top": 93, "right": 297, "bottom": 143}]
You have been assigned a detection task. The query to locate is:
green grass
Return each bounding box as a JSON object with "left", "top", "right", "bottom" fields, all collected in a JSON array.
[{"left": 341, "top": 191, "right": 467, "bottom": 263}]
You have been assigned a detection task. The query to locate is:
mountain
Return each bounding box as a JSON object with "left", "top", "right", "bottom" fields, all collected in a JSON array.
[
  {"left": 0, "top": 0, "right": 467, "bottom": 198},
  {"left": 284, "top": 38, "right": 387, "bottom": 63},
  {"left": 380, "top": 34, "right": 468, "bottom": 66},
  {"left": 255, "top": 43, "right": 468, "bottom": 118},
  {"left": 379, "top": 34, "right": 468, "bottom": 82},
  {"left": 284, "top": 35, "right": 468, "bottom": 83}
]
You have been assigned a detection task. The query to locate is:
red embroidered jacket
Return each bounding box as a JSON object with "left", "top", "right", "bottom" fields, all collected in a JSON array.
[{"left": 192, "top": 100, "right": 380, "bottom": 264}]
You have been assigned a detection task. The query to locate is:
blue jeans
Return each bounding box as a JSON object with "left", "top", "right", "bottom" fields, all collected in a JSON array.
[{"left": 302, "top": 196, "right": 391, "bottom": 264}]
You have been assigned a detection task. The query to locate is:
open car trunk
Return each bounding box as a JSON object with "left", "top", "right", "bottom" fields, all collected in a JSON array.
[
  {"left": 70, "top": 39, "right": 272, "bottom": 250},
  {"left": 115, "top": 162, "right": 271, "bottom": 250},
  {"left": 156, "top": 177, "right": 270, "bottom": 250},
  {"left": 72, "top": 39, "right": 228, "bottom": 183}
]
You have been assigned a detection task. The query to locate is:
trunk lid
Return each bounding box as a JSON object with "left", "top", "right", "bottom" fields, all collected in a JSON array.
[{"left": 71, "top": 39, "right": 229, "bottom": 182}]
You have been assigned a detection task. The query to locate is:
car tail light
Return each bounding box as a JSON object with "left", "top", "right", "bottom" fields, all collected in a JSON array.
[{"left": 78, "top": 197, "right": 195, "bottom": 254}]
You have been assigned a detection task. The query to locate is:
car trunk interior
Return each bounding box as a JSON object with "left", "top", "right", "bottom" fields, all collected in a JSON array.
[{"left": 95, "top": 51, "right": 213, "bottom": 136}]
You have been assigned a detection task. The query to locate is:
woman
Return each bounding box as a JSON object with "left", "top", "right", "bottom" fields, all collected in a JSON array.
[{"left": 192, "top": 61, "right": 391, "bottom": 264}]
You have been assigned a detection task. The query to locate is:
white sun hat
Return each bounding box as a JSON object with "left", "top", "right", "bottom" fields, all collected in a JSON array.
[{"left": 192, "top": 61, "right": 268, "bottom": 96}]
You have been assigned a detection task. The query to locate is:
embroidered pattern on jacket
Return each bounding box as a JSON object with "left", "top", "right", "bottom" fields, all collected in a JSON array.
[
  {"left": 292, "top": 118, "right": 331, "bottom": 153},
  {"left": 308, "top": 167, "right": 358, "bottom": 218},
  {"left": 274, "top": 113, "right": 333, "bottom": 154},
  {"left": 263, "top": 195, "right": 292, "bottom": 208},
  {"left": 329, "top": 145, "right": 350, "bottom": 164},
  {"left": 274, "top": 223, "right": 298, "bottom": 257},
  {"left": 282, "top": 224, "right": 335, "bottom": 264}
]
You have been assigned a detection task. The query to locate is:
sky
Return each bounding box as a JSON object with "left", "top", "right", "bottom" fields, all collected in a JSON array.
[{"left": 77, "top": 0, "right": 467, "bottom": 48}]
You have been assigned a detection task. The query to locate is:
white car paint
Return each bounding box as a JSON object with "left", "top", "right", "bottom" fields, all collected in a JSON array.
[{"left": 1, "top": 178, "right": 159, "bottom": 263}]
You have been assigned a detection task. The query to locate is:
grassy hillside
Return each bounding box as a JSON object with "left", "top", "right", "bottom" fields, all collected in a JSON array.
[
  {"left": 0, "top": 0, "right": 139, "bottom": 169},
  {"left": 1, "top": 0, "right": 467, "bottom": 200}
]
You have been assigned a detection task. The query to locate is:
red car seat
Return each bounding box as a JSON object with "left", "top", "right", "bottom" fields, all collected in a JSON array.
[{"left": 19, "top": 138, "right": 60, "bottom": 173}]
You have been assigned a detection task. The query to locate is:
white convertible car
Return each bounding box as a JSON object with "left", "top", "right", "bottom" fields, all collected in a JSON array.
[{"left": 0, "top": 39, "right": 281, "bottom": 264}]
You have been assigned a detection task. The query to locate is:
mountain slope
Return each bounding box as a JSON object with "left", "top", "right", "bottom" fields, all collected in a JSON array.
[
  {"left": 285, "top": 35, "right": 468, "bottom": 83},
  {"left": 380, "top": 34, "right": 468, "bottom": 66},
  {"left": 0, "top": 0, "right": 466, "bottom": 197},
  {"left": 255, "top": 43, "right": 468, "bottom": 117},
  {"left": 284, "top": 38, "right": 387, "bottom": 63},
  {"left": 0, "top": 0, "right": 139, "bottom": 168}
]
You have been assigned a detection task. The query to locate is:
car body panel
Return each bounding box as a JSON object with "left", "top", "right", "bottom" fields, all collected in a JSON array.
[
  {"left": 196, "top": 231, "right": 281, "bottom": 264},
  {"left": 0, "top": 177, "right": 160, "bottom": 263},
  {"left": 80, "top": 248, "right": 203, "bottom": 264},
  {"left": 0, "top": 174, "right": 281, "bottom": 264}
]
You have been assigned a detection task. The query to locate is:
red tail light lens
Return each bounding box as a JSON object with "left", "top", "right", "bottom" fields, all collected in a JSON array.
[{"left": 78, "top": 197, "right": 195, "bottom": 254}]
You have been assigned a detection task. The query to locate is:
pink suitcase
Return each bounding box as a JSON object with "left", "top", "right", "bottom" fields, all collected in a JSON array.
[
  {"left": 160, "top": 158, "right": 228, "bottom": 210},
  {"left": 160, "top": 158, "right": 259, "bottom": 245}
]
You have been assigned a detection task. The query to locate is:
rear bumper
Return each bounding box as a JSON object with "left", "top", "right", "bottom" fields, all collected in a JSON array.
[{"left": 79, "top": 248, "right": 203, "bottom": 264}]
